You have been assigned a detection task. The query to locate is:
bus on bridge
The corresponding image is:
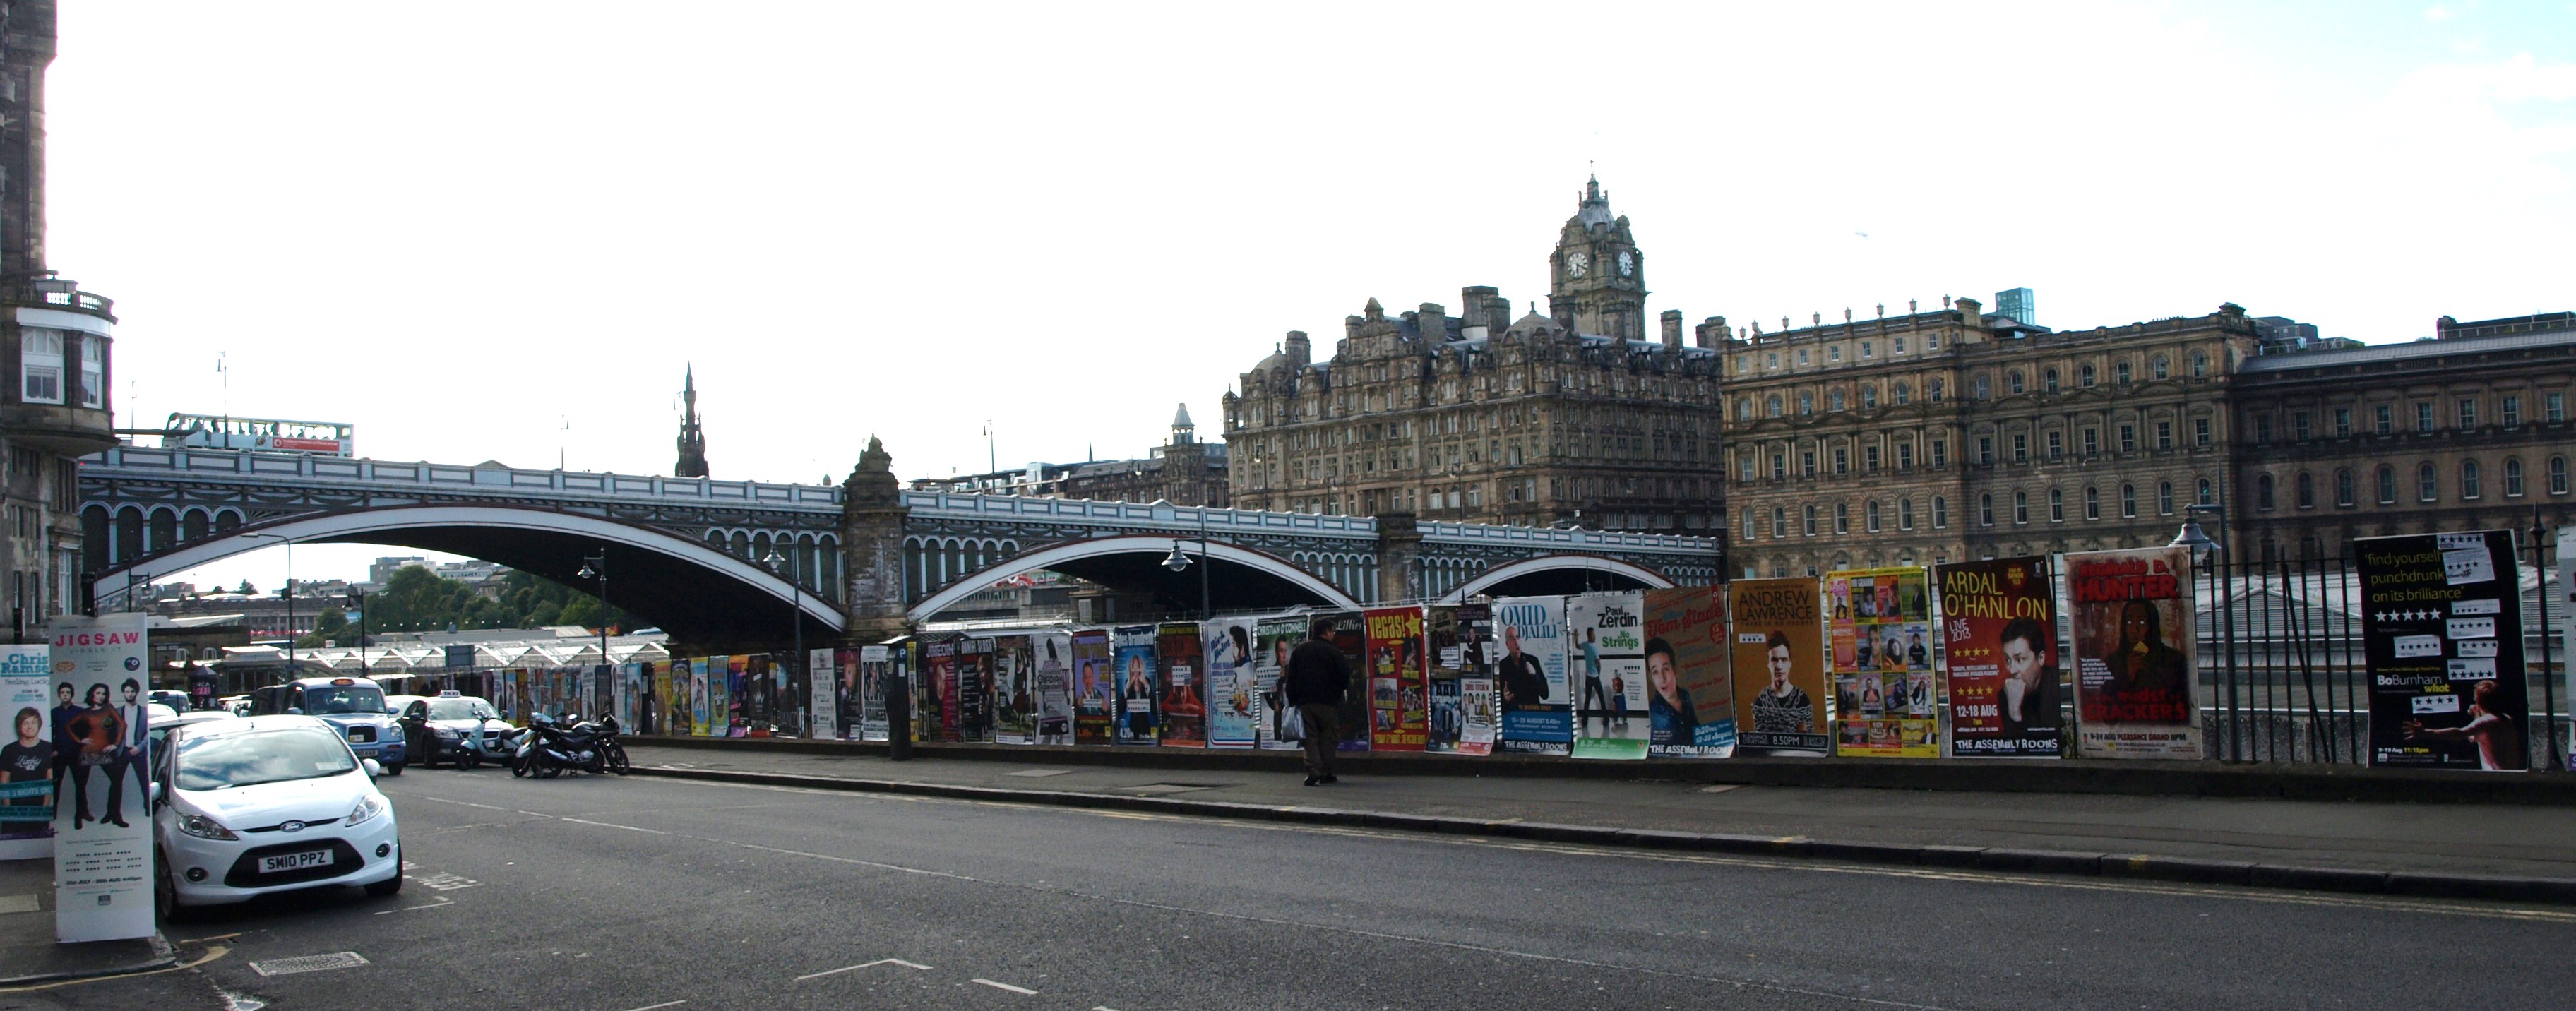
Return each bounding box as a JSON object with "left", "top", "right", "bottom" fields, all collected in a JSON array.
[{"left": 162, "top": 412, "right": 354, "bottom": 456}]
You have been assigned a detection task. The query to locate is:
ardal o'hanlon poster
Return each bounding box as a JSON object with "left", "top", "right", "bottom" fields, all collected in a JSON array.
[
  {"left": 50, "top": 614, "right": 153, "bottom": 943},
  {"left": 1566, "top": 592, "right": 1650, "bottom": 760},
  {"left": 1938, "top": 556, "right": 2063, "bottom": 758}
]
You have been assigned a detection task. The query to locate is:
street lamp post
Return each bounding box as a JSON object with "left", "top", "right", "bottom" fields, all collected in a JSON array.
[
  {"left": 2171, "top": 502, "right": 2235, "bottom": 760},
  {"left": 1159, "top": 506, "right": 1210, "bottom": 619},
  {"left": 761, "top": 549, "right": 805, "bottom": 736},
  {"left": 577, "top": 552, "right": 607, "bottom": 717},
  {"left": 346, "top": 587, "right": 369, "bottom": 679}
]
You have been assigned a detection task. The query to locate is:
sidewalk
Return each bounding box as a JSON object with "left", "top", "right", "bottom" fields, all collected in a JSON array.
[
  {"left": 624, "top": 741, "right": 2576, "bottom": 903},
  {"left": 0, "top": 856, "right": 172, "bottom": 986}
]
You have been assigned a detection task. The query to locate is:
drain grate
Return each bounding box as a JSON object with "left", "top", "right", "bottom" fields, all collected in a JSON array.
[{"left": 249, "top": 952, "right": 370, "bottom": 976}]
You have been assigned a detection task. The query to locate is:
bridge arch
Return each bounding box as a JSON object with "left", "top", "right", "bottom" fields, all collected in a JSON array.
[
  {"left": 907, "top": 534, "right": 1364, "bottom": 621},
  {"left": 95, "top": 503, "right": 843, "bottom": 642},
  {"left": 1434, "top": 554, "right": 1675, "bottom": 605}
]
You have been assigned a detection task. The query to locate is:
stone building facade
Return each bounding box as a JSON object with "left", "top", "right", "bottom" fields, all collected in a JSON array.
[
  {"left": 1222, "top": 177, "right": 1727, "bottom": 535},
  {"left": 907, "top": 406, "right": 1230, "bottom": 508},
  {"left": 1721, "top": 299, "right": 2261, "bottom": 577}
]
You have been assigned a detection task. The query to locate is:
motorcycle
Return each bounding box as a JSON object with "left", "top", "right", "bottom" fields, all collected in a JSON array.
[{"left": 508, "top": 713, "right": 602, "bottom": 779}]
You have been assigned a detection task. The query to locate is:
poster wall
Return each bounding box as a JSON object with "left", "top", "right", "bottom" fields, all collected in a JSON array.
[
  {"left": 993, "top": 635, "right": 1035, "bottom": 745},
  {"left": 958, "top": 638, "right": 994, "bottom": 743},
  {"left": 1157, "top": 623, "right": 1207, "bottom": 748},
  {"left": 2358, "top": 531, "right": 2527, "bottom": 770},
  {"left": 1071, "top": 630, "right": 1114, "bottom": 745},
  {"left": 2066, "top": 548, "right": 2202, "bottom": 760},
  {"left": 923, "top": 641, "right": 959, "bottom": 741},
  {"left": 859, "top": 645, "right": 891, "bottom": 741},
  {"left": 49, "top": 614, "right": 153, "bottom": 943},
  {"left": 1493, "top": 595, "right": 1570, "bottom": 755},
  {"left": 1252, "top": 617, "right": 1305, "bottom": 751},
  {"left": 1423, "top": 606, "right": 1467, "bottom": 754},
  {"left": 1364, "top": 606, "right": 1429, "bottom": 752},
  {"left": 1319, "top": 611, "right": 1371, "bottom": 752},
  {"left": 1826, "top": 567, "right": 1938, "bottom": 758},
  {"left": 1111, "top": 626, "right": 1160, "bottom": 746},
  {"left": 1202, "top": 618, "right": 1258, "bottom": 749},
  {"left": 809, "top": 648, "right": 839, "bottom": 741},
  {"left": 1938, "top": 556, "right": 2062, "bottom": 758},
  {"left": 2561, "top": 527, "right": 2575, "bottom": 772},
  {"left": 1566, "top": 592, "right": 1650, "bottom": 760},
  {"left": 1643, "top": 587, "right": 1736, "bottom": 758},
  {"left": 1034, "top": 632, "right": 1073, "bottom": 746},
  {"left": 1729, "top": 578, "right": 1832, "bottom": 755},
  {"left": 0, "top": 644, "right": 53, "bottom": 861}
]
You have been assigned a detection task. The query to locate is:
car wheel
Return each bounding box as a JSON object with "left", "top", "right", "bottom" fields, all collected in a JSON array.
[
  {"left": 364, "top": 845, "right": 403, "bottom": 897},
  {"left": 155, "top": 849, "right": 195, "bottom": 923},
  {"left": 459, "top": 748, "right": 480, "bottom": 771},
  {"left": 383, "top": 761, "right": 403, "bottom": 777}
]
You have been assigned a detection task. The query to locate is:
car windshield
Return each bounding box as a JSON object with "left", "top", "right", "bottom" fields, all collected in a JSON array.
[
  {"left": 426, "top": 698, "right": 498, "bottom": 721},
  {"left": 300, "top": 686, "right": 384, "bottom": 714},
  {"left": 176, "top": 729, "right": 358, "bottom": 791}
]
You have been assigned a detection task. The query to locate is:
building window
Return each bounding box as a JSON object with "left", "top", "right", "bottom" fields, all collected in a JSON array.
[
  {"left": 2013, "top": 491, "right": 2030, "bottom": 525},
  {"left": 2293, "top": 411, "right": 2312, "bottom": 441},
  {"left": 2551, "top": 455, "right": 2570, "bottom": 494},
  {"left": 2120, "top": 483, "right": 2137, "bottom": 518},
  {"left": 2332, "top": 468, "right": 2354, "bottom": 506},
  {"left": 1894, "top": 336, "right": 1907, "bottom": 353},
  {"left": 2158, "top": 481, "right": 2175, "bottom": 515},
  {"left": 1833, "top": 446, "right": 1849, "bottom": 474},
  {"left": 1898, "top": 498, "right": 1914, "bottom": 530},
  {"left": 1801, "top": 450, "right": 1817, "bottom": 477},
  {"left": 19, "top": 328, "right": 63, "bottom": 405},
  {"left": 2256, "top": 473, "right": 2275, "bottom": 510},
  {"left": 2197, "top": 479, "right": 2214, "bottom": 506},
  {"left": 2155, "top": 420, "right": 2174, "bottom": 450},
  {"left": 2082, "top": 486, "right": 2100, "bottom": 520},
  {"left": 1799, "top": 392, "right": 1814, "bottom": 415},
  {"left": 1767, "top": 352, "right": 1779, "bottom": 370},
  {"left": 1865, "top": 500, "right": 1881, "bottom": 532},
  {"left": 1893, "top": 381, "right": 1911, "bottom": 405},
  {"left": 2254, "top": 414, "right": 2273, "bottom": 443},
  {"left": 1767, "top": 395, "right": 1782, "bottom": 418},
  {"left": 1926, "top": 333, "right": 1940, "bottom": 350},
  {"left": 2549, "top": 392, "right": 2566, "bottom": 424},
  {"left": 1798, "top": 349, "right": 1810, "bottom": 366},
  {"left": 1741, "top": 455, "right": 1758, "bottom": 481},
  {"left": 1771, "top": 452, "right": 1787, "bottom": 480},
  {"left": 1928, "top": 378, "right": 1945, "bottom": 402},
  {"left": 2044, "top": 367, "right": 2059, "bottom": 393},
  {"left": 2457, "top": 399, "right": 2478, "bottom": 430},
  {"left": 2046, "top": 430, "right": 2063, "bottom": 460},
  {"left": 2153, "top": 355, "right": 2170, "bottom": 380},
  {"left": 2079, "top": 363, "right": 2097, "bottom": 387},
  {"left": 2048, "top": 489, "right": 2063, "bottom": 522},
  {"left": 1736, "top": 399, "right": 1753, "bottom": 421},
  {"left": 1772, "top": 506, "right": 1787, "bottom": 538},
  {"left": 1803, "top": 506, "right": 1818, "bottom": 536},
  {"left": 2007, "top": 371, "right": 2025, "bottom": 395},
  {"left": 2082, "top": 427, "right": 2099, "bottom": 455},
  {"left": 2503, "top": 395, "right": 2521, "bottom": 426},
  {"left": 2194, "top": 417, "right": 2212, "bottom": 448},
  {"left": 1931, "top": 496, "right": 1948, "bottom": 528},
  {"left": 1897, "top": 442, "right": 1914, "bottom": 469},
  {"left": 1930, "top": 438, "right": 1948, "bottom": 466},
  {"left": 2116, "top": 360, "right": 2133, "bottom": 384},
  {"left": 2190, "top": 352, "right": 2207, "bottom": 378},
  {"left": 1834, "top": 502, "right": 1849, "bottom": 534},
  {"left": 1861, "top": 385, "right": 1878, "bottom": 409},
  {"left": 2376, "top": 465, "right": 2397, "bottom": 504},
  {"left": 2334, "top": 407, "right": 2351, "bottom": 437},
  {"left": 1979, "top": 493, "right": 1996, "bottom": 527},
  {"left": 1829, "top": 346, "right": 1842, "bottom": 362},
  {"left": 1977, "top": 436, "right": 1994, "bottom": 465},
  {"left": 2417, "top": 462, "right": 2438, "bottom": 502},
  {"left": 2460, "top": 460, "right": 2481, "bottom": 499},
  {"left": 1829, "top": 390, "right": 1846, "bottom": 412},
  {"left": 1975, "top": 375, "right": 1992, "bottom": 400},
  {"left": 77, "top": 336, "right": 102, "bottom": 409},
  {"left": 2118, "top": 424, "right": 2137, "bottom": 453},
  {"left": 1861, "top": 340, "right": 1874, "bottom": 359},
  {"left": 2296, "top": 471, "right": 2315, "bottom": 508},
  {"left": 2505, "top": 457, "right": 2524, "bottom": 497},
  {"left": 2011, "top": 432, "right": 2029, "bottom": 462},
  {"left": 2375, "top": 404, "right": 2393, "bottom": 435},
  {"left": 1743, "top": 508, "right": 1757, "bottom": 541},
  {"left": 2415, "top": 402, "right": 2434, "bottom": 433},
  {"left": 1864, "top": 445, "right": 1881, "bottom": 471}
]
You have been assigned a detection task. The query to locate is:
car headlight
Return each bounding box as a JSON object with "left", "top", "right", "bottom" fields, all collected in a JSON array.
[
  {"left": 177, "top": 811, "right": 239, "bottom": 840},
  {"left": 345, "top": 793, "right": 388, "bottom": 827},
  {"left": 383, "top": 723, "right": 404, "bottom": 741},
  {"left": 434, "top": 726, "right": 460, "bottom": 740}
]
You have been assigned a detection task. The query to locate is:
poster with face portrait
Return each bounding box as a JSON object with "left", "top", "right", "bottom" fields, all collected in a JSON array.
[
  {"left": 957, "top": 638, "right": 994, "bottom": 743},
  {"left": 1826, "top": 566, "right": 1938, "bottom": 758},
  {"left": 992, "top": 635, "right": 1035, "bottom": 745},
  {"left": 1071, "top": 630, "right": 1114, "bottom": 745},
  {"left": 1315, "top": 611, "right": 1371, "bottom": 753},
  {"left": 1492, "top": 596, "right": 1570, "bottom": 755},
  {"left": 0, "top": 644, "right": 54, "bottom": 860},
  {"left": 1937, "top": 557, "right": 2060, "bottom": 758},
  {"left": 2068, "top": 546, "right": 2202, "bottom": 760},
  {"left": 1111, "top": 626, "right": 1160, "bottom": 746},
  {"left": 1645, "top": 586, "right": 1736, "bottom": 758},
  {"left": 2358, "top": 532, "right": 2525, "bottom": 770},
  {"left": 49, "top": 614, "right": 153, "bottom": 943},
  {"left": 1364, "top": 606, "right": 1429, "bottom": 752},
  {"left": 1157, "top": 623, "right": 1206, "bottom": 747},
  {"left": 1729, "top": 578, "right": 1831, "bottom": 755},
  {"left": 921, "top": 641, "right": 958, "bottom": 742},
  {"left": 1253, "top": 616, "right": 1306, "bottom": 751},
  {"left": 1201, "top": 618, "right": 1258, "bottom": 749},
  {"left": 859, "top": 646, "right": 890, "bottom": 741},
  {"left": 1566, "top": 592, "right": 1650, "bottom": 760},
  {"left": 1034, "top": 632, "right": 1073, "bottom": 745}
]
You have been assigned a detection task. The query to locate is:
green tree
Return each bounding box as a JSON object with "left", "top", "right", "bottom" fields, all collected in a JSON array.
[
  {"left": 297, "top": 605, "right": 349, "bottom": 648},
  {"left": 237, "top": 579, "right": 256, "bottom": 594}
]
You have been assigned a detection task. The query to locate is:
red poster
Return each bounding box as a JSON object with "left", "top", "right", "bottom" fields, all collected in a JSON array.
[
  {"left": 1365, "top": 606, "right": 1429, "bottom": 752},
  {"left": 1157, "top": 622, "right": 1207, "bottom": 747}
]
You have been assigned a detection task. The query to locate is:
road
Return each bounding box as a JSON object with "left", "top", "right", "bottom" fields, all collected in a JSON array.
[{"left": 13, "top": 766, "right": 2576, "bottom": 1010}]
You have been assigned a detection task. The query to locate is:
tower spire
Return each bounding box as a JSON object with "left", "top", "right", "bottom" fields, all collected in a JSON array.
[{"left": 674, "top": 365, "right": 709, "bottom": 477}]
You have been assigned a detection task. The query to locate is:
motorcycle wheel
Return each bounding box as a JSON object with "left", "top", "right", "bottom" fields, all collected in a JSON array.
[
  {"left": 536, "top": 759, "right": 562, "bottom": 779},
  {"left": 510, "top": 753, "right": 530, "bottom": 777},
  {"left": 607, "top": 742, "right": 630, "bottom": 775}
]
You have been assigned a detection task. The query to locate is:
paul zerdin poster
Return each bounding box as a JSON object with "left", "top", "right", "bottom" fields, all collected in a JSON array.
[
  {"left": 1938, "top": 556, "right": 2061, "bottom": 758},
  {"left": 1111, "top": 626, "right": 1160, "bottom": 746},
  {"left": 1071, "top": 630, "right": 1114, "bottom": 746},
  {"left": 992, "top": 635, "right": 1036, "bottom": 745},
  {"left": 49, "top": 614, "right": 153, "bottom": 943},
  {"left": 1202, "top": 618, "right": 1258, "bottom": 749},
  {"left": 1252, "top": 617, "right": 1305, "bottom": 751},
  {"left": 1566, "top": 592, "right": 1650, "bottom": 760},
  {"left": 0, "top": 644, "right": 53, "bottom": 861},
  {"left": 2358, "top": 531, "right": 2527, "bottom": 770},
  {"left": 2068, "top": 547, "right": 2203, "bottom": 760},
  {"left": 1157, "top": 623, "right": 1207, "bottom": 748},
  {"left": 1729, "top": 578, "right": 1831, "bottom": 755},
  {"left": 1492, "top": 595, "right": 1570, "bottom": 755},
  {"left": 1318, "top": 611, "right": 1371, "bottom": 752},
  {"left": 1827, "top": 566, "right": 1938, "bottom": 758},
  {"left": 859, "top": 645, "right": 891, "bottom": 742},
  {"left": 1364, "top": 606, "right": 1429, "bottom": 752},
  {"left": 1034, "top": 632, "right": 1073, "bottom": 746},
  {"left": 1644, "top": 587, "right": 1736, "bottom": 758}
]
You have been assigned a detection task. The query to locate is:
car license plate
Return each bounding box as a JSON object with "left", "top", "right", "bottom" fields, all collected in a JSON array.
[{"left": 260, "top": 849, "right": 336, "bottom": 874}]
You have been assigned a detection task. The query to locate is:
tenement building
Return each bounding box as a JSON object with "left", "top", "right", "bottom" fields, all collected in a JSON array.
[
  {"left": 2231, "top": 311, "right": 2576, "bottom": 561},
  {"left": 1, "top": 4, "right": 112, "bottom": 624},
  {"left": 909, "top": 406, "right": 1230, "bottom": 508},
  {"left": 1222, "top": 177, "right": 1727, "bottom": 533},
  {"left": 1721, "top": 297, "right": 2258, "bottom": 577}
]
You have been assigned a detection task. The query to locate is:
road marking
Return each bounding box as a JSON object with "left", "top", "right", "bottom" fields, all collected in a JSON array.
[
  {"left": 620, "top": 1002, "right": 686, "bottom": 1011},
  {"left": 563, "top": 818, "right": 671, "bottom": 834},
  {"left": 412, "top": 871, "right": 481, "bottom": 891},
  {"left": 249, "top": 952, "right": 370, "bottom": 976},
  {"left": 793, "top": 957, "right": 931, "bottom": 981},
  {"left": 972, "top": 978, "right": 1039, "bottom": 995},
  {"left": 0, "top": 946, "right": 232, "bottom": 994}
]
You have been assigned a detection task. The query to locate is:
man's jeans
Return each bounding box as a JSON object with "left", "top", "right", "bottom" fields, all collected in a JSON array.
[{"left": 1298, "top": 702, "right": 1340, "bottom": 778}]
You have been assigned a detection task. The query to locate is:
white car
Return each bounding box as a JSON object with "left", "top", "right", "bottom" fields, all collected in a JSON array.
[{"left": 152, "top": 714, "right": 402, "bottom": 919}]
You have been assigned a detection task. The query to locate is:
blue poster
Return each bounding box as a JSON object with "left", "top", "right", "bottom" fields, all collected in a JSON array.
[
  {"left": 1493, "top": 596, "right": 1570, "bottom": 754},
  {"left": 1111, "top": 626, "right": 1159, "bottom": 746},
  {"left": 1202, "top": 618, "right": 1258, "bottom": 749}
]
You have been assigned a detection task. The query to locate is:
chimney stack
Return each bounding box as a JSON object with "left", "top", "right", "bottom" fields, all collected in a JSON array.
[{"left": 1660, "top": 310, "right": 1683, "bottom": 350}]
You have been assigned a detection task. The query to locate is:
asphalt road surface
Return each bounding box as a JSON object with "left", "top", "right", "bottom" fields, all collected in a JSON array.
[{"left": 15, "top": 767, "right": 2576, "bottom": 1011}]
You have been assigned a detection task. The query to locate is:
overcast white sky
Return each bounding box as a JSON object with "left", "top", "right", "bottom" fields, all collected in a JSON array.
[{"left": 43, "top": 1, "right": 2575, "bottom": 590}]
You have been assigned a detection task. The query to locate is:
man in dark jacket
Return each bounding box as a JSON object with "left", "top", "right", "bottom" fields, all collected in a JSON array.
[{"left": 1282, "top": 619, "right": 1349, "bottom": 786}]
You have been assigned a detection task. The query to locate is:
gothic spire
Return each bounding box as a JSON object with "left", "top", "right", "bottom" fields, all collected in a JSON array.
[{"left": 674, "top": 365, "right": 709, "bottom": 477}]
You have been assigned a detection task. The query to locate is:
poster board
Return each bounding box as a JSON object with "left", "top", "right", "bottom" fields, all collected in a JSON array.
[
  {"left": 1364, "top": 606, "right": 1429, "bottom": 752},
  {"left": 809, "top": 648, "right": 838, "bottom": 741},
  {"left": 1493, "top": 596, "right": 1570, "bottom": 755},
  {"left": 0, "top": 644, "right": 53, "bottom": 861},
  {"left": 1644, "top": 587, "right": 1736, "bottom": 758},
  {"left": 1034, "top": 633, "right": 1073, "bottom": 745},
  {"left": 1111, "top": 626, "right": 1160, "bottom": 746},
  {"left": 1938, "top": 556, "right": 2062, "bottom": 758},
  {"left": 1827, "top": 566, "right": 1939, "bottom": 758},
  {"left": 2359, "top": 531, "right": 2527, "bottom": 770},
  {"left": 49, "top": 614, "right": 153, "bottom": 943},
  {"left": 992, "top": 635, "right": 1035, "bottom": 745},
  {"left": 1729, "top": 578, "right": 1831, "bottom": 755},
  {"left": 1157, "top": 623, "right": 1207, "bottom": 747},
  {"left": 958, "top": 638, "right": 994, "bottom": 743},
  {"left": 1566, "top": 592, "right": 1650, "bottom": 760},
  {"left": 2066, "top": 548, "right": 2202, "bottom": 760},
  {"left": 1071, "top": 630, "right": 1114, "bottom": 745},
  {"left": 1252, "top": 616, "right": 1305, "bottom": 751},
  {"left": 1202, "top": 618, "right": 1258, "bottom": 749},
  {"left": 859, "top": 645, "right": 890, "bottom": 741}
]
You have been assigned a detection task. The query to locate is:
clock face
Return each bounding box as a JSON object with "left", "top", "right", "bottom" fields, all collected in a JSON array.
[
  {"left": 1616, "top": 250, "right": 1634, "bottom": 276},
  {"left": 1566, "top": 251, "right": 1589, "bottom": 277}
]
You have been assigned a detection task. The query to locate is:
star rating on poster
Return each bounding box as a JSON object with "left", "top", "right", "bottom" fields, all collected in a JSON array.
[{"left": 2375, "top": 608, "right": 2440, "bottom": 623}]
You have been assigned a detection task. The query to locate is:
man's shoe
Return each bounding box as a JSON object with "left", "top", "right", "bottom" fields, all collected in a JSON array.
[
  {"left": 1303, "top": 776, "right": 1319, "bottom": 786},
  {"left": 1320, "top": 774, "right": 1339, "bottom": 784}
]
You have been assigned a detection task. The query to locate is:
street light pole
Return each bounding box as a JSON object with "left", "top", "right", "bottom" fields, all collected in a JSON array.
[
  {"left": 2171, "top": 501, "right": 2234, "bottom": 760},
  {"left": 762, "top": 549, "right": 804, "bottom": 735},
  {"left": 578, "top": 552, "right": 607, "bottom": 716},
  {"left": 347, "top": 587, "right": 369, "bottom": 678}
]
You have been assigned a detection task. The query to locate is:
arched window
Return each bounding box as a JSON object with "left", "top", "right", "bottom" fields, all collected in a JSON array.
[
  {"left": 2196, "top": 479, "right": 2213, "bottom": 506},
  {"left": 1834, "top": 502, "right": 1849, "bottom": 534},
  {"left": 2116, "top": 360, "right": 2133, "bottom": 384},
  {"left": 1931, "top": 496, "right": 1949, "bottom": 528},
  {"left": 1974, "top": 374, "right": 1992, "bottom": 400},
  {"left": 2552, "top": 456, "right": 2570, "bottom": 495},
  {"left": 1803, "top": 505, "right": 1819, "bottom": 536},
  {"left": 1771, "top": 506, "right": 1787, "bottom": 537},
  {"left": 2295, "top": 471, "right": 2314, "bottom": 508},
  {"left": 2007, "top": 371, "right": 2025, "bottom": 395},
  {"left": 1898, "top": 498, "right": 1914, "bottom": 530},
  {"left": 2120, "top": 483, "right": 2137, "bottom": 517},
  {"left": 2153, "top": 355, "right": 2171, "bottom": 380},
  {"left": 1829, "top": 389, "right": 1846, "bottom": 412},
  {"left": 2048, "top": 489, "right": 2063, "bottom": 522},
  {"left": 1866, "top": 500, "right": 1881, "bottom": 532},
  {"left": 1979, "top": 493, "right": 1996, "bottom": 527},
  {"left": 2417, "top": 462, "right": 2438, "bottom": 502},
  {"left": 2083, "top": 486, "right": 2100, "bottom": 520},
  {"left": 2044, "top": 367, "right": 2060, "bottom": 393},
  {"left": 2505, "top": 457, "right": 2524, "bottom": 497},
  {"left": 2256, "top": 473, "right": 2275, "bottom": 510},
  {"left": 1928, "top": 378, "right": 1945, "bottom": 401},
  {"left": 1766, "top": 395, "right": 1782, "bottom": 418},
  {"left": 2376, "top": 465, "right": 2397, "bottom": 504},
  {"left": 2013, "top": 491, "right": 2030, "bottom": 524},
  {"left": 1799, "top": 391, "right": 1814, "bottom": 415},
  {"left": 2335, "top": 468, "right": 2355, "bottom": 506},
  {"left": 2079, "top": 363, "right": 2097, "bottom": 387},
  {"left": 2460, "top": 460, "right": 2481, "bottom": 499},
  {"left": 1860, "top": 385, "right": 1878, "bottom": 409},
  {"left": 2190, "top": 352, "right": 2208, "bottom": 378},
  {"left": 1743, "top": 508, "right": 1758, "bottom": 541},
  {"left": 1892, "top": 381, "right": 1911, "bottom": 405},
  {"left": 2158, "top": 481, "right": 2175, "bottom": 515},
  {"left": 1736, "top": 398, "right": 1753, "bottom": 421}
]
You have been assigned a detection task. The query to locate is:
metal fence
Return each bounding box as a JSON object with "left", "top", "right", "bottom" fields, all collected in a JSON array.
[{"left": 2191, "top": 551, "right": 2566, "bottom": 768}]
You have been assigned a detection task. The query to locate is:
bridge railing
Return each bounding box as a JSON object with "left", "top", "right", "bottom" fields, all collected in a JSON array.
[
  {"left": 84, "top": 446, "right": 845, "bottom": 509},
  {"left": 1417, "top": 519, "right": 1719, "bottom": 556},
  {"left": 898, "top": 492, "right": 1381, "bottom": 538}
]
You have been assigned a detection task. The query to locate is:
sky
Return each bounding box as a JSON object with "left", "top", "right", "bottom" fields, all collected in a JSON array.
[{"left": 40, "top": 1, "right": 2576, "bottom": 591}]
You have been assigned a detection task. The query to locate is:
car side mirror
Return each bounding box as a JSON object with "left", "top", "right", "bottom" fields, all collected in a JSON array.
[
  {"left": 148, "top": 782, "right": 162, "bottom": 806},
  {"left": 362, "top": 758, "right": 382, "bottom": 778}
]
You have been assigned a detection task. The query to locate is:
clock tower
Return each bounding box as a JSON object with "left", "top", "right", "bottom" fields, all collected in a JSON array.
[{"left": 1546, "top": 174, "right": 1647, "bottom": 341}]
